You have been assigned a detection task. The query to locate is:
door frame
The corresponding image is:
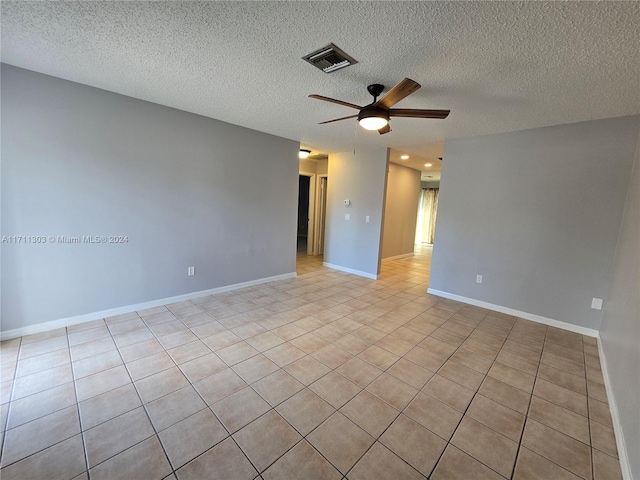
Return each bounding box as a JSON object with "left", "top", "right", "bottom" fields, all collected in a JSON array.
[
  {"left": 314, "top": 174, "right": 328, "bottom": 256},
  {"left": 298, "top": 171, "right": 316, "bottom": 256}
]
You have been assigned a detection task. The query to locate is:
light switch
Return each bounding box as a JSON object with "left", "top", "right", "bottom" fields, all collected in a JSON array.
[
  {"left": 365, "top": 216, "right": 370, "bottom": 222},
  {"left": 591, "top": 298, "right": 603, "bottom": 310}
]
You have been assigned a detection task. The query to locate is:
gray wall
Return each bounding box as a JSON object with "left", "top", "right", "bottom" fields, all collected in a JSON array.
[
  {"left": 1, "top": 64, "right": 299, "bottom": 332},
  {"left": 381, "top": 163, "right": 421, "bottom": 259},
  {"left": 430, "top": 116, "right": 639, "bottom": 330},
  {"left": 600, "top": 132, "right": 640, "bottom": 479},
  {"left": 324, "top": 148, "right": 388, "bottom": 277}
]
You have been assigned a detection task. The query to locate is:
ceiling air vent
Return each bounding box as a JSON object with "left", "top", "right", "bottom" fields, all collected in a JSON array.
[{"left": 303, "top": 43, "right": 357, "bottom": 73}]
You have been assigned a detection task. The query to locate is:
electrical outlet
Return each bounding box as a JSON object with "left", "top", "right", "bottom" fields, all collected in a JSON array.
[
  {"left": 188, "top": 266, "right": 195, "bottom": 276},
  {"left": 365, "top": 216, "right": 370, "bottom": 222},
  {"left": 476, "top": 274, "right": 483, "bottom": 284},
  {"left": 345, "top": 214, "right": 350, "bottom": 220},
  {"left": 591, "top": 298, "right": 603, "bottom": 310}
]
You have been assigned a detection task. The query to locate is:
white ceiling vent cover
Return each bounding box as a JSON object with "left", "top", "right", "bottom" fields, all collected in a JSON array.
[{"left": 302, "top": 43, "right": 358, "bottom": 73}]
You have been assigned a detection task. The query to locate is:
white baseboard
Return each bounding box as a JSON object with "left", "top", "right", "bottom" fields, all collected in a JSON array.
[
  {"left": 0, "top": 272, "right": 297, "bottom": 340},
  {"left": 597, "top": 336, "right": 632, "bottom": 480},
  {"left": 382, "top": 252, "right": 414, "bottom": 261},
  {"left": 322, "top": 262, "right": 378, "bottom": 280},
  {"left": 426, "top": 288, "right": 599, "bottom": 337}
]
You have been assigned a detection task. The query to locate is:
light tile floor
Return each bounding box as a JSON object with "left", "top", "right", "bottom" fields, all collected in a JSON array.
[{"left": 0, "top": 246, "right": 622, "bottom": 479}]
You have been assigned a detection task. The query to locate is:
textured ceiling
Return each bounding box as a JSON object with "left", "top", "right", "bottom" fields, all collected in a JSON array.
[{"left": 2, "top": 1, "right": 639, "bottom": 171}]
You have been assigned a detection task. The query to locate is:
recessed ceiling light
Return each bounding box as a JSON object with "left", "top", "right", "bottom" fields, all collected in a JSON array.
[
  {"left": 299, "top": 149, "right": 311, "bottom": 159},
  {"left": 400, "top": 155, "right": 409, "bottom": 160},
  {"left": 424, "top": 163, "right": 432, "bottom": 167}
]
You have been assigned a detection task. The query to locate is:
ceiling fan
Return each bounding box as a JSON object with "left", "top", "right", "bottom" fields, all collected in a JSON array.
[{"left": 309, "top": 78, "right": 449, "bottom": 135}]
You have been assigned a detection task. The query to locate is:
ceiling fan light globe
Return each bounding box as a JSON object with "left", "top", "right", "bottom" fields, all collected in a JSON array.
[{"left": 359, "top": 116, "right": 388, "bottom": 130}]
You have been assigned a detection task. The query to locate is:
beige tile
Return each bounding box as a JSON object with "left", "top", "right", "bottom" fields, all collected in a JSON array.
[
  {"left": 375, "top": 335, "right": 414, "bottom": 356},
  {"left": 478, "top": 377, "right": 531, "bottom": 414},
  {"left": 488, "top": 362, "right": 535, "bottom": 393},
  {"left": 159, "top": 409, "right": 228, "bottom": 469},
  {"left": 404, "top": 346, "right": 448, "bottom": 371},
  {"left": 284, "top": 355, "right": 331, "bottom": 385},
  {"left": 83, "top": 406, "right": 154, "bottom": 467},
  {"left": 366, "top": 373, "right": 418, "bottom": 410},
  {"left": 145, "top": 385, "right": 207, "bottom": 432},
  {"left": 289, "top": 332, "right": 329, "bottom": 353},
  {"left": 193, "top": 368, "right": 247, "bottom": 405},
  {"left": 348, "top": 442, "right": 424, "bottom": 480},
  {"left": 404, "top": 392, "right": 462, "bottom": 441},
  {"left": 232, "top": 354, "right": 280, "bottom": 384},
  {"left": 70, "top": 337, "right": 116, "bottom": 362},
  {"left": 466, "top": 394, "right": 526, "bottom": 441},
  {"left": 126, "top": 351, "right": 175, "bottom": 381},
  {"left": 79, "top": 383, "right": 142, "bottom": 430},
  {"left": 311, "top": 344, "right": 353, "bottom": 369},
  {"left": 387, "top": 358, "right": 434, "bottom": 389},
  {"left": 336, "top": 357, "right": 383, "bottom": 388},
  {"left": 451, "top": 416, "right": 518, "bottom": 478},
  {"left": 179, "top": 352, "right": 227, "bottom": 383},
  {"left": 68, "top": 325, "right": 110, "bottom": 347},
  {"left": 591, "top": 420, "right": 618, "bottom": 458},
  {"left": 587, "top": 378, "right": 608, "bottom": 403},
  {"left": 72, "top": 349, "right": 123, "bottom": 379},
  {"left": 310, "top": 371, "right": 362, "bottom": 409},
  {"left": 18, "top": 336, "right": 67, "bottom": 360},
  {"left": 537, "top": 363, "right": 586, "bottom": 394},
  {"left": 76, "top": 365, "right": 131, "bottom": 402},
  {"left": 201, "top": 330, "right": 242, "bottom": 350},
  {"left": 234, "top": 410, "right": 302, "bottom": 472},
  {"left": 592, "top": 448, "right": 623, "bottom": 480},
  {"left": 7, "top": 382, "right": 76, "bottom": 429},
  {"left": 118, "top": 338, "right": 164, "bottom": 363},
  {"left": 419, "top": 336, "right": 458, "bottom": 356},
  {"left": 340, "top": 390, "right": 398, "bottom": 437},
  {"left": 533, "top": 377, "right": 588, "bottom": 416},
  {"left": 15, "top": 348, "right": 70, "bottom": 377},
  {"left": 357, "top": 345, "right": 400, "bottom": 370},
  {"left": 134, "top": 367, "right": 189, "bottom": 403},
  {"left": 12, "top": 363, "right": 73, "bottom": 400},
  {"left": 167, "top": 340, "right": 212, "bottom": 364},
  {"left": 0, "top": 434, "right": 86, "bottom": 480},
  {"left": 262, "top": 439, "right": 341, "bottom": 480},
  {"left": 105, "top": 311, "right": 140, "bottom": 325},
  {"left": 431, "top": 444, "right": 505, "bottom": 480},
  {"left": 333, "top": 334, "right": 371, "bottom": 355},
  {"left": 211, "top": 386, "right": 271, "bottom": 433},
  {"left": 176, "top": 436, "right": 257, "bottom": 480},
  {"left": 422, "top": 374, "right": 474, "bottom": 412},
  {"left": 496, "top": 349, "right": 539, "bottom": 375},
  {"left": 276, "top": 388, "right": 334, "bottom": 436},
  {"left": 589, "top": 398, "right": 613, "bottom": 427},
  {"left": 1, "top": 405, "right": 80, "bottom": 466},
  {"left": 67, "top": 319, "right": 107, "bottom": 334},
  {"left": 529, "top": 396, "right": 590, "bottom": 444},
  {"left": 252, "top": 369, "right": 305, "bottom": 406},
  {"left": 380, "top": 414, "right": 446, "bottom": 477},
  {"left": 158, "top": 330, "right": 199, "bottom": 350},
  {"left": 541, "top": 351, "right": 585, "bottom": 377},
  {"left": 502, "top": 339, "right": 542, "bottom": 362},
  {"left": 522, "top": 419, "right": 592, "bottom": 479},
  {"left": 513, "top": 447, "right": 582, "bottom": 480},
  {"left": 112, "top": 327, "right": 155, "bottom": 349},
  {"left": 189, "top": 319, "right": 226, "bottom": 337},
  {"left": 216, "top": 342, "right": 260, "bottom": 366},
  {"left": 245, "top": 331, "right": 285, "bottom": 351},
  {"left": 307, "top": 412, "right": 374, "bottom": 474},
  {"left": 461, "top": 338, "right": 500, "bottom": 359},
  {"left": 271, "top": 323, "right": 306, "bottom": 341},
  {"left": 263, "top": 343, "right": 307, "bottom": 367},
  {"left": 89, "top": 435, "right": 171, "bottom": 480},
  {"left": 449, "top": 348, "right": 493, "bottom": 374},
  {"left": 439, "top": 360, "right": 485, "bottom": 391},
  {"left": 107, "top": 318, "right": 147, "bottom": 336},
  {"left": 430, "top": 327, "right": 468, "bottom": 347}
]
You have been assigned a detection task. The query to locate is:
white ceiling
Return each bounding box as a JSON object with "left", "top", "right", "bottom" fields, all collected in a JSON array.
[{"left": 2, "top": 1, "right": 639, "bottom": 175}]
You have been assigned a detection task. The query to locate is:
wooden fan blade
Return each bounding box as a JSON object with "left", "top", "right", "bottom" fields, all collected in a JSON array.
[
  {"left": 318, "top": 114, "right": 358, "bottom": 125},
  {"left": 309, "top": 95, "right": 362, "bottom": 110},
  {"left": 378, "top": 124, "right": 392, "bottom": 135},
  {"left": 389, "top": 108, "right": 450, "bottom": 119},
  {"left": 374, "top": 78, "right": 421, "bottom": 109}
]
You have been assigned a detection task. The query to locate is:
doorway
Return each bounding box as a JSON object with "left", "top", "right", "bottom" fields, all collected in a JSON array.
[{"left": 297, "top": 175, "right": 311, "bottom": 253}]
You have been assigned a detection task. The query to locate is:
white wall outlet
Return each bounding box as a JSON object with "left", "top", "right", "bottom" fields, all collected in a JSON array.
[
  {"left": 591, "top": 298, "right": 603, "bottom": 310},
  {"left": 345, "top": 213, "right": 351, "bottom": 220},
  {"left": 365, "top": 216, "right": 370, "bottom": 222},
  {"left": 343, "top": 199, "right": 351, "bottom": 206},
  {"left": 188, "top": 266, "right": 195, "bottom": 276},
  {"left": 476, "top": 274, "right": 483, "bottom": 284}
]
